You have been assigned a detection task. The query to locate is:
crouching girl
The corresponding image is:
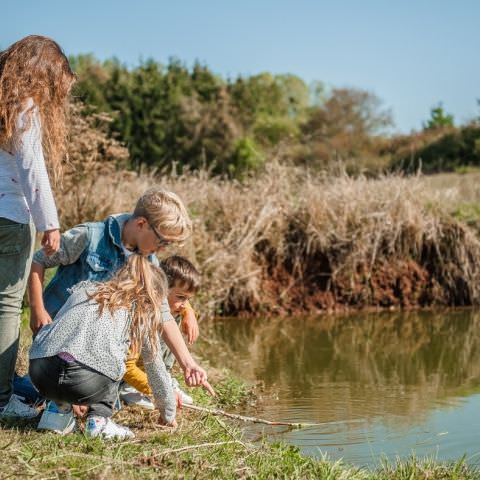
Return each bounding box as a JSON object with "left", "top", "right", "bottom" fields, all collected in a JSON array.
[{"left": 29, "top": 255, "right": 200, "bottom": 439}]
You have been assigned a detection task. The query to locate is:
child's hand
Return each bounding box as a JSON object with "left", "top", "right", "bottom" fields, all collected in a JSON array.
[
  {"left": 183, "top": 362, "right": 207, "bottom": 387},
  {"left": 30, "top": 307, "right": 52, "bottom": 335},
  {"left": 201, "top": 380, "right": 216, "bottom": 397},
  {"left": 41, "top": 229, "right": 60, "bottom": 256},
  {"left": 181, "top": 308, "right": 199, "bottom": 345},
  {"left": 183, "top": 363, "right": 216, "bottom": 397},
  {"left": 72, "top": 404, "right": 88, "bottom": 417},
  {"left": 175, "top": 391, "right": 183, "bottom": 409},
  {"left": 159, "top": 416, "right": 178, "bottom": 428}
]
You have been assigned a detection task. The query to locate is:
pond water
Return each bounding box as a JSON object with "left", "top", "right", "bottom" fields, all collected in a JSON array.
[{"left": 208, "top": 310, "right": 480, "bottom": 467}]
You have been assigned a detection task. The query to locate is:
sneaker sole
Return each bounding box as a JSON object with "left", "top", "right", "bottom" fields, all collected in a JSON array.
[
  {"left": 85, "top": 430, "right": 135, "bottom": 440},
  {"left": 37, "top": 421, "right": 76, "bottom": 435},
  {"left": 37, "top": 411, "right": 76, "bottom": 435},
  {"left": 122, "top": 401, "right": 155, "bottom": 410}
]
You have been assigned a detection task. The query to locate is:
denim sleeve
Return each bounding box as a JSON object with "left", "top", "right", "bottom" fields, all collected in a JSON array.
[
  {"left": 141, "top": 335, "right": 176, "bottom": 424},
  {"left": 32, "top": 225, "right": 89, "bottom": 268}
]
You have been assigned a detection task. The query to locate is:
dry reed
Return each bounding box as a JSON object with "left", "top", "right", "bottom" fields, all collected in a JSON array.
[{"left": 54, "top": 105, "right": 480, "bottom": 315}]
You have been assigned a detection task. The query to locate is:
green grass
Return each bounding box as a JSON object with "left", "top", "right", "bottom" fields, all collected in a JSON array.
[
  {"left": 6, "top": 307, "right": 480, "bottom": 478},
  {"left": 453, "top": 203, "right": 480, "bottom": 233},
  {"left": 1, "top": 402, "right": 479, "bottom": 479},
  {"left": 2, "top": 357, "right": 480, "bottom": 479},
  {"left": 454, "top": 166, "right": 480, "bottom": 175}
]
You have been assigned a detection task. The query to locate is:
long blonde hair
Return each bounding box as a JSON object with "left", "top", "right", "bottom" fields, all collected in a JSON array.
[
  {"left": 0, "top": 35, "right": 76, "bottom": 184},
  {"left": 90, "top": 255, "right": 168, "bottom": 355}
]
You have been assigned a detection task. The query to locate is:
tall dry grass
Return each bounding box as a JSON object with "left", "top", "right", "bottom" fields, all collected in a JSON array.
[{"left": 55, "top": 104, "right": 480, "bottom": 316}]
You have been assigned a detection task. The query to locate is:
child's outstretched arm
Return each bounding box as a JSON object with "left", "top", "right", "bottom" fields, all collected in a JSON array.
[
  {"left": 141, "top": 337, "right": 176, "bottom": 426},
  {"left": 161, "top": 319, "right": 215, "bottom": 396},
  {"left": 29, "top": 262, "right": 51, "bottom": 334}
]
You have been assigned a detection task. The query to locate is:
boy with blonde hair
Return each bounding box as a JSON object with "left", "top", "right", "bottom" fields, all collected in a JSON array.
[
  {"left": 26, "top": 187, "right": 211, "bottom": 435},
  {"left": 29, "top": 187, "right": 191, "bottom": 325}
]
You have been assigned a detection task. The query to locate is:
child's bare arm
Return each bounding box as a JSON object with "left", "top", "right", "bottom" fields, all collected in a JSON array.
[
  {"left": 29, "top": 262, "right": 51, "bottom": 334},
  {"left": 181, "top": 302, "right": 199, "bottom": 345},
  {"left": 161, "top": 319, "right": 215, "bottom": 396},
  {"left": 161, "top": 320, "right": 198, "bottom": 376}
]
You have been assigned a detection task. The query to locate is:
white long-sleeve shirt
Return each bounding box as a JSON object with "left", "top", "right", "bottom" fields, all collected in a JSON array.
[{"left": 0, "top": 99, "right": 59, "bottom": 232}]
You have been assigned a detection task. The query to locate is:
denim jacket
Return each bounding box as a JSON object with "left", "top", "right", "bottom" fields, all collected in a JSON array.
[{"left": 43, "top": 213, "right": 160, "bottom": 318}]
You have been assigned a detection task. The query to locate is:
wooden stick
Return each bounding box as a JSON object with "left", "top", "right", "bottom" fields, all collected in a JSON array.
[
  {"left": 159, "top": 440, "right": 247, "bottom": 455},
  {"left": 182, "top": 404, "right": 322, "bottom": 428}
]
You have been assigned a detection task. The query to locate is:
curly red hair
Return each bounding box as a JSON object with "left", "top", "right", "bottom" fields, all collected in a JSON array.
[{"left": 0, "top": 35, "right": 76, "bottom": 184}]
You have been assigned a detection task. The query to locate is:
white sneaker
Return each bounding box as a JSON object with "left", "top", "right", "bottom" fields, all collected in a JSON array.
[
  {"left": 171, "top": 378, "right": 193, "bottom": 405},
  {"left": 0, "top": 394, "right": 38, "bottom": 419},
  {"left": 37, "top": 401, "right": 76, "bottom": 435},
  {"left": 85, "top": 415, "right": 135, "bottom": 440},
  {"left": 119, "top": 384, "right": 154, "bottom": 410}
]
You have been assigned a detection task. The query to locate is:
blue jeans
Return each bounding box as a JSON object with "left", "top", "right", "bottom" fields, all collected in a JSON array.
[
  {"left": 0, "top": 218, "right": 34, "bottom": 406},
  {"left": 13, "top": 373, "right": 44, "bottom": 405}
]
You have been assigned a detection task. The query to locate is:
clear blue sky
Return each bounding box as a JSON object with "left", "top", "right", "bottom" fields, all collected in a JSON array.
[{"left": 3, "top": 1, "right": 479, "bottom": 133}]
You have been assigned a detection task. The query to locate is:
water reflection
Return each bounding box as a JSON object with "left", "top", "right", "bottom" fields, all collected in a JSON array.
[{"left": 206, "top": 310, "right": 480, "bottom": 465}]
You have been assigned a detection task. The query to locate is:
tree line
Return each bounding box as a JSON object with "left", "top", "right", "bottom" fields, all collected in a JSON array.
[{"left": 71, "top": 54, "right": 480, "bottom": 176}]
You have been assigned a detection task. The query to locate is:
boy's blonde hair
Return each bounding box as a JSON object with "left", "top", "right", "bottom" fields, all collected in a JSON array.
[
  {"left": 134, "top": 187, "right": 192, "bottom": 243},
  {"left": 90, "top": 255, "right": 167, "bottom": 355}
]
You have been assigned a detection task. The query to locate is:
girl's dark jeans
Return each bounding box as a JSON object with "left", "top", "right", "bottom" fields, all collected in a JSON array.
[{"left": 29, "top": 356, "right": 118, "bottom": 418}]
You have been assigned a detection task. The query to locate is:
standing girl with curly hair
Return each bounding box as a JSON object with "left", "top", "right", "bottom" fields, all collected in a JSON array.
[{"left": 0, "top": 35, "right": 75, "bottom": 419}]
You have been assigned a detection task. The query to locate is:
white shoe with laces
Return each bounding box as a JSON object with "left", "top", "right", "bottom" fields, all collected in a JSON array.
[
  {"left": 119, "top": 384, "right": 155, "bottom": 410},
  {"left": 171, "top": 377, "right": 193, "bottom": 405},
  {"left": 0, "top": 394, "right": 38, "bottom": 419},
  {"left": 37, "top": 401, "right": 76, "bottom": 435},
  {"left": 85, "top": 415, "right": 135, "bottom": 440}
]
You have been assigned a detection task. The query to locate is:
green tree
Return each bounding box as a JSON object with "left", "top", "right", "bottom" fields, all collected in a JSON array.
[
  {"left": 68, "top": 53, "right": 397, "bottom": 177},
  {"left": 299, "top": 88, "right": 393, "bottom": 167},
  {"left": 423, "top": 104, "right": 454, "bottom": 130}
]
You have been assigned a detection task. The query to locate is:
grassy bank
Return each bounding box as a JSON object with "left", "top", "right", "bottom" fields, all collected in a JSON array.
[
  {"left": 4, "top": 315, "right": 479, "bottom": 478},
  {"left": 4, "top": 328, "right": 480, "bottom": 480},
  {"left": 2, "top": 417, "right": 479, "bottom": 479}
]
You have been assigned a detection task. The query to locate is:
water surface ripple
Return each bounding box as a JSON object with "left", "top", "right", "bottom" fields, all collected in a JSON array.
[{"left": 209, "top": 310, "right": 480, "bottom": 466}]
